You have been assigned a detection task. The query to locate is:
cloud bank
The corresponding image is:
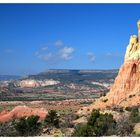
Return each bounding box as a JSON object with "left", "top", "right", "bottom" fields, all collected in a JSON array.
[{"left": 35, "top": 40, "right": 74, "bottom": 63}]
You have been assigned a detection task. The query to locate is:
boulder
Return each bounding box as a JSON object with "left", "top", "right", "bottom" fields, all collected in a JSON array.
[{"left": 134, "top": 123, "right": 140, "bottom": 136}]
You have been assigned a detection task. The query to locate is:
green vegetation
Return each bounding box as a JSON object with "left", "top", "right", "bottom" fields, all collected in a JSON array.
[
  {"left": 73, "top": 124, "right": 94, "bottom": 136},
  {"left": 14, "top": 115, "right": 41, "bottom": 136},
  {"left": 1, "top": 105, "right": 140, "bottom": 137},
  {"left": 116, "top": 118, "right": 134, "bottom": 136},
  {"left": 0, "top": 115, "right": 42, "bottom": 137},
  {"left": 129, "top": 94, "right": 136, "bottom": 98},
  {"left": 102, "top": 98, "right": 108, "bottom": 102},
  {"left": 44, "top": 110, "right": 60, "bottom": 128},
  {"left": 125, "top": 106, "right": 140, "bottom": 123},
  {"left": 0, "top": 110, "right": 61, "bottom": 136},
  {"left": 112, "top": 106, "right": 124, "bottom": 112},
  {"left": 0, "top": 122, "right": 18, "bottom": 136},
  {"left": 125, "top": 106, "right": 139, "bottom": 112},
  {"left": 129, "top": 107, "right": 140, "bottom": 123},
  {"left": 80, "top": 101, "right": 93, "bottom": 105},
  {"left": 0, "top": 106, "right": 4, "bottom": 112},
  {"left": 73, "top": 109, "right": 116, "bottom": 137}
]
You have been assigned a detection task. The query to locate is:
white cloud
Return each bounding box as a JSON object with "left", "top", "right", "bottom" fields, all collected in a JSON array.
[
  {"left": 35, "top": 41, "right": 74, "bottom": 63},
  {"left": 54, "top": 40, "right": 63, "bottom": 47},
  {"left": 87, "top": 52, "right": 95, "bottom": 62},
  {"left": 59, "top": 47, "right": 74, "bottom": 60},
  {"left": 41, "top": 47, "right": 48, "bottom": 51},
  {"left": 40, "top": 53, "right": 54, "bottom": 61}
]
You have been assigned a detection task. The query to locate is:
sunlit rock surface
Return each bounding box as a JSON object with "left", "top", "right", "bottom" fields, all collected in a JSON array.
[
  {"left": 78, "top": 20, "right": 140, "bottom": 115},
  {"left": 0, "top": 105, "right": 48, "bottom": 123}
]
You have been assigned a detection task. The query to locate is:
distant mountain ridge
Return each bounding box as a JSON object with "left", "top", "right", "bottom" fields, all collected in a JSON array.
[
  {"left": 32, "top": 69, "right": 119, "bottom": 76},
  {"left": 0, "top": 69, "right": 118, "bottom": 82},
  {"left": 27, "top": 69, "right": 118, "bottom": 83},
  {"left": 42, "top": 69, "right": 119, "bottom": 73}
]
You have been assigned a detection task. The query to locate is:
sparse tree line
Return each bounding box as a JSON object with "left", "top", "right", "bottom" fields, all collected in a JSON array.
[{"left": 0, "top": 106, "right": 140, "bottom": 137}]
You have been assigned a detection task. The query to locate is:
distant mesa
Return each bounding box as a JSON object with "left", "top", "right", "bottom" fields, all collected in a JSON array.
[
  {"left": 78, "top": 20, "right": 140, "bottom": 115},
  {"left": 14, "top": 79, "right": 60, "bottom": 88}
]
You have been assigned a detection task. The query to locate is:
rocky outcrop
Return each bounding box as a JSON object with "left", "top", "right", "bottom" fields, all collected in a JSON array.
[
  {"left": 134, "top": 123, "right": 140, "bottom": 136},
  {"left": 78, "top": 20, "right": 140, "bottom": 115},
  {"left": 14, "top": 79, "right": 60, "bottom": 88},
  {"left": 0, "top": 105, "right": 48, "bottom": 123}
]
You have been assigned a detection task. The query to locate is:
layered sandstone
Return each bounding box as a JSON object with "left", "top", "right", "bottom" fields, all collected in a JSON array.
[
  {"left": 0, "top": 105, "right": 48, "bottom": 123},
  {"left": 78, "top": 20, "right": 140, "bottom": 115},
  {"left": 14, "top": 79, "right": 60, "bottom": 88}
]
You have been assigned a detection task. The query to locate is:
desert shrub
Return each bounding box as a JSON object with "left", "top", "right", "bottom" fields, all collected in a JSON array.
[
  {"left": 125, "top": 106, "right": 140, "bottom": 123},
  {"left": 129, "top": 94, "right": 136, "bottom": 98},
  {"left": 72, "top": 124, "right": 95, "bottom": 137},
  {"left": 100, "top": 92, "right": 106, "bottom": 97},
  {"left": 73, "top": 109, "right": 116, "bottom": 137},
  {"left": 93, "top": 113, "right": 116, "bottom": 136},
  {"left": 116, "top": 119, "right": 134, "bottom": 136},
  {"left": 0, "top": 121, "right": 18, "bottom": 136},
  {"left": 44, "top": 110, "right": 60, "bottom": 128},
  {"left": 125, "top": 107, "right": 132, "bottom": 112},
  {"left": 129, "top": 107, "right": 140, "bottom": 123},
  {"left": 14, "top": 115, "right": 41, "bottom": 136},
  {"left": 102, "top": 99, "right": 108, "bottom": 103},
  {"left": 112, "top": 106, "right": 124, "bottom": 112},
  {"left": 129, "top": 95, "right": 133, "bottom": 98},
  {"left": 60, "top": 114, "right": 79, "bottom": 128},
  {"left": 125, "top": 106, "right": 139, "bottom": 112},
  {"left": 87, "top": 109, "right": 100, "bottom": 126},
  {"left": 116, "top": 111, "right": 134, "bottom": 136}
]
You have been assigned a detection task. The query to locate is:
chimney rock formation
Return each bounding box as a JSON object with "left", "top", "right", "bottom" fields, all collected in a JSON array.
[{"left": 78, "top": 20, "right": 140, "bottom": 115}]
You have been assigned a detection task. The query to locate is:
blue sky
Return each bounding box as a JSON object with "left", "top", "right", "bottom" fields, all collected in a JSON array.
[{"left": 0, "top": 4, "right": 140, "bottom": 75}]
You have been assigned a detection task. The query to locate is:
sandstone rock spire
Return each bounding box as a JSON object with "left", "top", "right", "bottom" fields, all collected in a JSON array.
[
  {"left": 137, "top": 20, "right": 140, "bottom": 42},
  {"left": 125, "top": 20, "right": 140, "bottom": 61},
  {"left": 78, "top": 20, "right": 140, "bottom": 115}
]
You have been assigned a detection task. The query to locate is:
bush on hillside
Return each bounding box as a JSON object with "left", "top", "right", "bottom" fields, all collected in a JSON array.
[
  {"left": 73, "top": 109, "right": 116, "bottom": 137},
  {"left": 14, "top": 115, "right": 41, "bottom": 136},
  {"left": 0, "top": 121, "right": 18, "bottom": 136},
  {"left": 129, "top": 107, "right": 140, "bottom": 123},
  {"left": 72, "top": 124, "right": 95, "bottom": 137},
  {"left": 44, "top": 110, "right": 60, "bottom": 128},
  {"left": 116, "top": 119, "right": 134, "bottom": 136},
  {"left": 125, "top": 106, "right": 139, "bottom": 112}
]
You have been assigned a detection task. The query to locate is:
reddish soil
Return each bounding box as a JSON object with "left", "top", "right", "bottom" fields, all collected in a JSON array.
[{"left": 0, "top": 105, "right": 48, "bottom": 123}]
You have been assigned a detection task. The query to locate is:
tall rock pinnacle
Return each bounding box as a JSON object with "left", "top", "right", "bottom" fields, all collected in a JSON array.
[
  {"left": 137, "top": 20, "right": 140, "bottom": 42},
  {"left": 78, "top": 20, "right": 140, "bottom": 115},
  {"left": 125, "top": 20, "right": 140, "bottom": 61}
]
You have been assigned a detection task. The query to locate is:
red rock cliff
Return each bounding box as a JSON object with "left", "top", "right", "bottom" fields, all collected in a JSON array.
[{"left": 78, "top": 20, "right": 140, "bottom": 115}]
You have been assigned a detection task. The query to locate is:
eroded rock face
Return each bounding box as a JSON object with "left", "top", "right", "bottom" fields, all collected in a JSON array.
[
  {"left": 0, "top": 105, "right": 48, "bottom": 123},
  {"left": 14, "top": 79, "right": 60, "bottom": 88},
  {"left": 77, "top": 20, "right": 140, "bottom": 115},
  {"left": 125, "top": 35, "right": 139, "bottom": 61}
]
